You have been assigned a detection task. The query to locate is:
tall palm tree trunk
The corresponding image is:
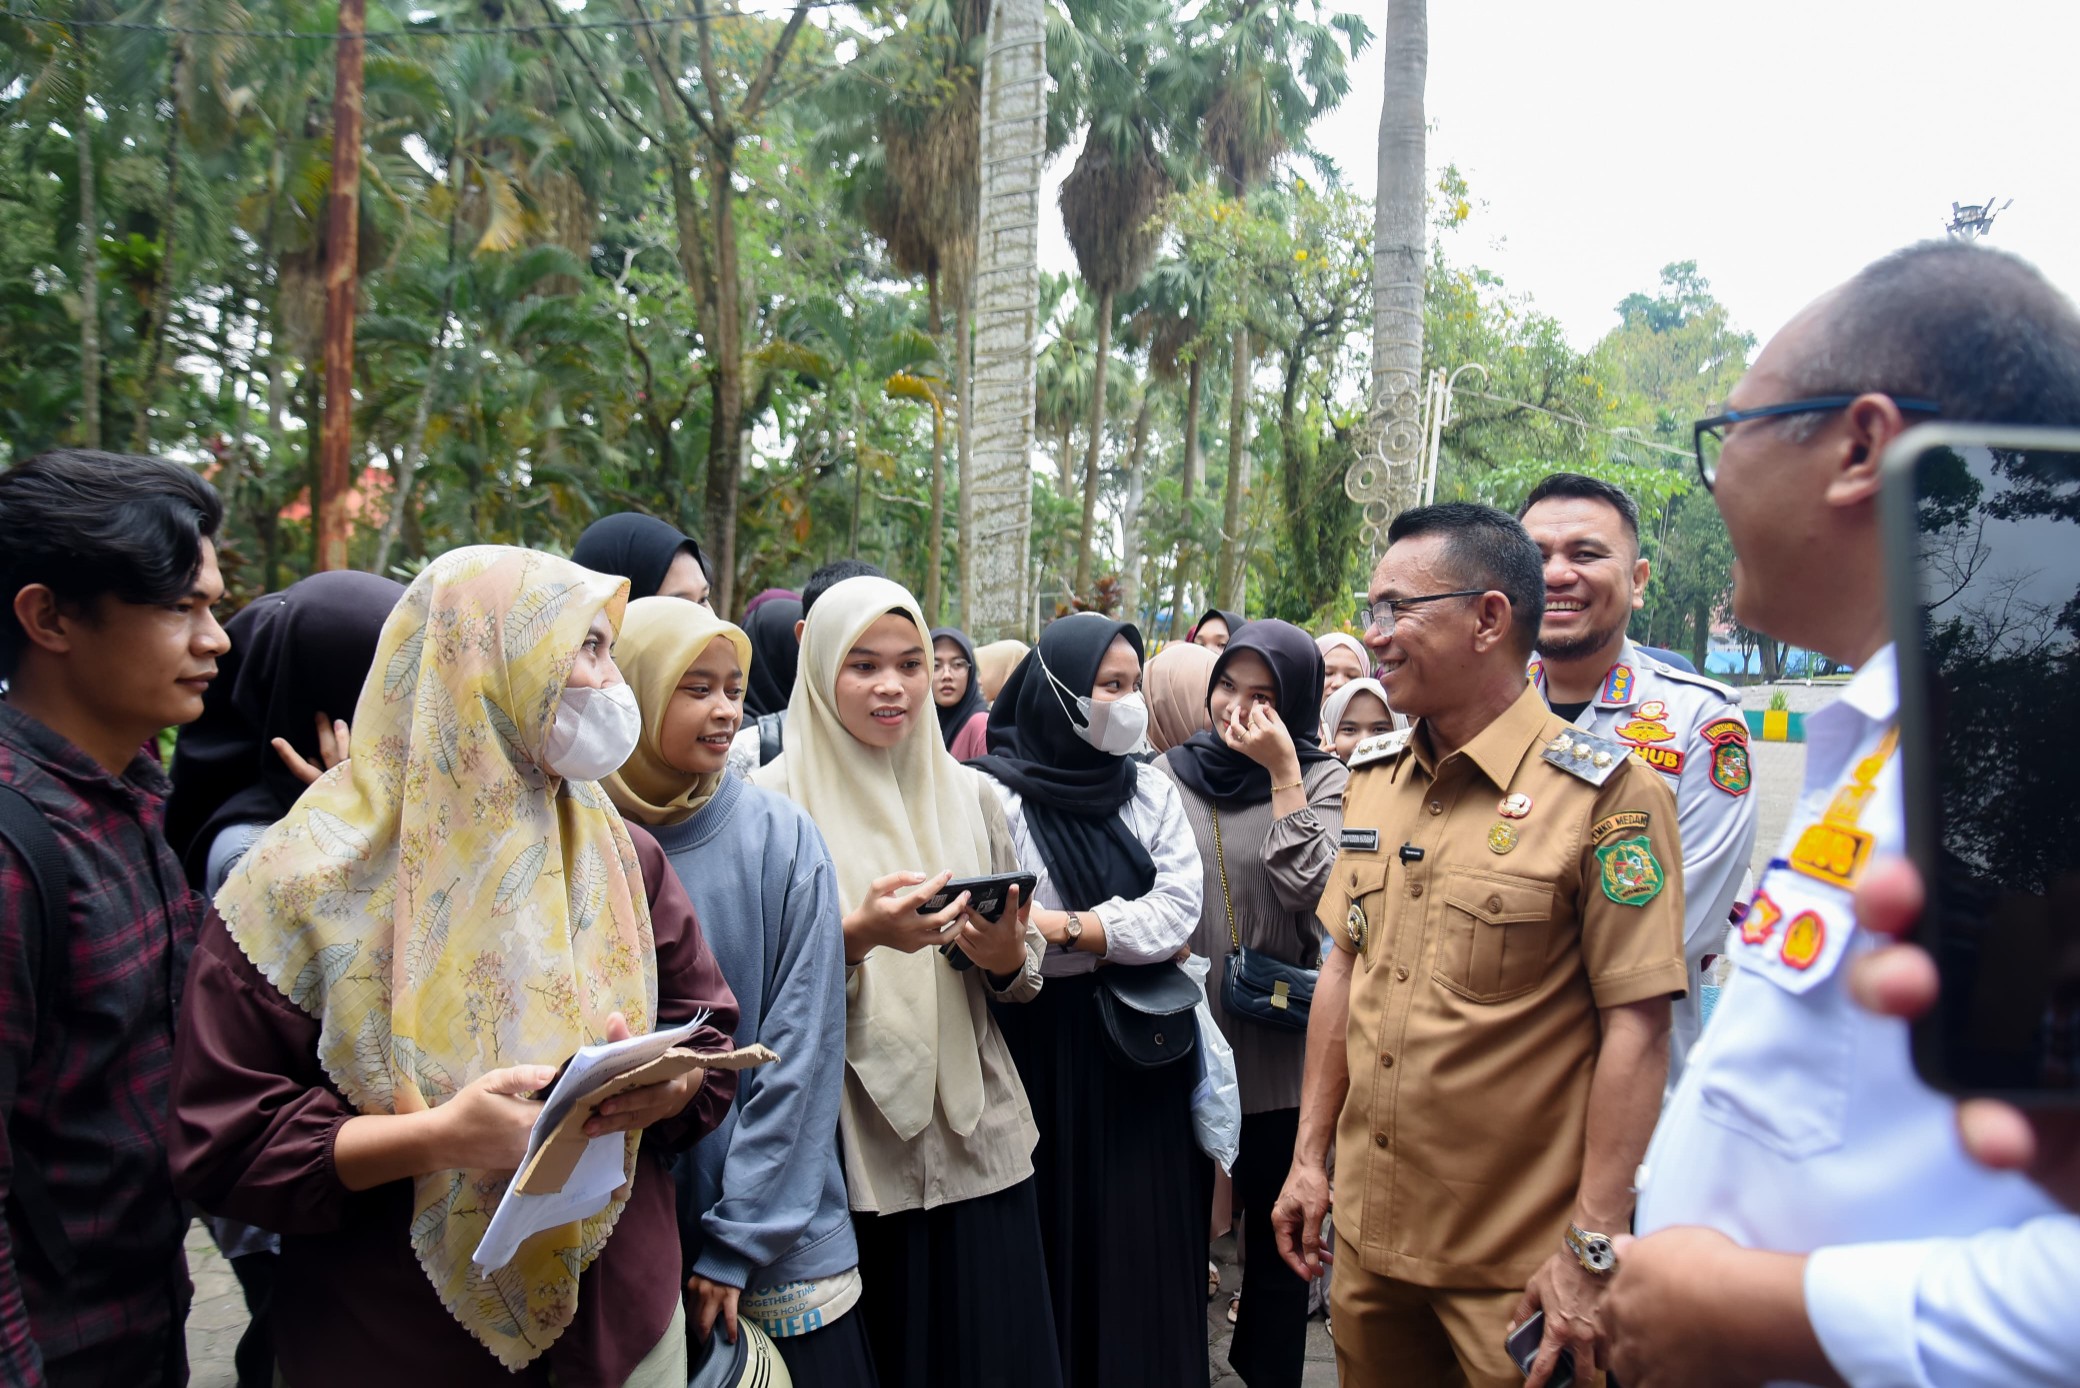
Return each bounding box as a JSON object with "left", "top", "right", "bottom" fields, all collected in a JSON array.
[
  {"left": 375, "top": 157, "right": 467, "bottom": 574},
  {"left": 73, "top": 53, "right": 102, "bottom": 449},
  {"left": 1167, "top": 353, "right": 1202, "bottom": 635},
  {"left": 1357, "top": 0, "right": 1428, "bottom": 549},
  {"left": 1118, "top": 389, "right": 1152, "bottom": 622},
  {"left": 954, "top": 285, "right": 974, "bottom": 625},
  {"left": 1072, "top": 287, "right": 1113, "bottom": 594},
  {"left": 131, "top": 37, "right": 188, "bottom": 451},
  {"left": 967, "top": 0, "right": 1045, "bottom": 639},
  {"left": 1217, "top": 325, "right": 1250, "bottom": 607},
  {"left": 925, "top": 400, "right": 946, "bottom": 621}
]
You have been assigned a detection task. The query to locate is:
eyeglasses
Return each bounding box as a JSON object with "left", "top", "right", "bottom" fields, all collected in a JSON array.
[
  {"left": 933, "top": 658, "right": 971, "bottom": 674},
  {"left": 1692, "top": 395, "right": 1941, "bottom": 491},
  {"left": 1354, "top": 590, "right": 1488, "bottom": 632}
]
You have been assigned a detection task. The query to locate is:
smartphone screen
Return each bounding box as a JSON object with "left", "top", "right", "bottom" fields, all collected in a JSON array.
[{"left": 1891, "top": 432, "right": 2080, "bottom": 1099}]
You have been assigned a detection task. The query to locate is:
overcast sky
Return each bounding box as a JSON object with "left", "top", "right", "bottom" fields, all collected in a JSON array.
[{"left": 1040, "top": 1, "right": 2080, "bottom": 353}]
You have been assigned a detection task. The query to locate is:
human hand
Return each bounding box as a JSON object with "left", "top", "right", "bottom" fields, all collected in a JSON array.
[
  {"left": 954, "top": 884, "right": 1030, "bottom": 976},
  {"left": 842, "top": 870, "right": 968, "bottom": 963},
  {"left": 1511, "top": 1250, "right": 1605, "bottom": 1387},
  {"left": 585, "top": 1011, "right": 704, "bottom": 1137},
  {"left": 1222, "top": 702, "right": 1301, "bottom": 782},
  {"left": 1848, "top": 856, "right": 2080, "bottom": 1210},
  {"left": 686, "top": 1273, "right": 741, "bottom": 1345},
  {"left": 1270, "top": 1160, "right": 1333, "bottom": 1280},
  {"left": 435, "top": 1063, "right": 556, "bottom": 1171},
  {"left": 272, "top": 711, "right": 351, "bottom": 785},
  {"left": 1605, "top": 1227, "right": 1824, "bottom": 1388}
]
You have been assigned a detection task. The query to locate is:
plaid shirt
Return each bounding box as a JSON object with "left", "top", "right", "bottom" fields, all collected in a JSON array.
[{"left": 0, "top": 701, "right": 202, "bottom": 1387}]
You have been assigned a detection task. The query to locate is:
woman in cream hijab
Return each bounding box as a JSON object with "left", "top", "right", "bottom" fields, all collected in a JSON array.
[
  {"left": 752, "top": 575, "right": 1062, "bottom": 1388},
  {"left": 170, "top": 547, "right": 739, "bottom": 1387},
  {"left": 1143, "top": 640, "right": 1218, "bottom": 753}
]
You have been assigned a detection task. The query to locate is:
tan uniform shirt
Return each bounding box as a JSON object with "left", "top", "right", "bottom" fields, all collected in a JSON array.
[{"left": 1317, "top": 683, "right": 1685, "bottom": 1289}]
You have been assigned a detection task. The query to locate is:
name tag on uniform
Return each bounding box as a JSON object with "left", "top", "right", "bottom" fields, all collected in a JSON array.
[
  {"left": 1788, "top": 822, "right": 1873, "bottom": 889},
  {"left": 1340, "top": 828, "right": 1380, "bottom": 853}
]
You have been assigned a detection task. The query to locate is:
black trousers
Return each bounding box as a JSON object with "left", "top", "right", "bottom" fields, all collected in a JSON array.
[
  {"left": 1229, "top": 1106, "right": 1310, "bottom": 1388},
  {"left": 772, "top": 1306, "right": 881, "bottom": 1386}
]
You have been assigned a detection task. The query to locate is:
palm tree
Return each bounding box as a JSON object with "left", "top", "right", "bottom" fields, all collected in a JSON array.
[
  {"left": 967, "top": 0, "right": 1046, "bottom": 637},
  {"left": 1132, "top": 252, "right": 1217, "bottom": 633},
  {"left": 1364, "top": 0, "right": 1427, "bottom": 537}
]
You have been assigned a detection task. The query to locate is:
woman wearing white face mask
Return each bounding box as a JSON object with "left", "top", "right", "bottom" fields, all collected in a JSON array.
[{"left": 969, "top": 613, "right": 1209, "bottom": 1388}]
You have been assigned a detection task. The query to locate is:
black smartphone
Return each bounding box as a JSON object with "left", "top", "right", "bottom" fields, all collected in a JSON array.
[
  {"left": 915, "top": 871, "right": 1037, "bottom": 924},
  {"left": 1882, "top": 425, "right": 2080, "bottom": 1104},
  {"left": 1504, "top": 1311, "right": 1573, "bottom": 1388}
]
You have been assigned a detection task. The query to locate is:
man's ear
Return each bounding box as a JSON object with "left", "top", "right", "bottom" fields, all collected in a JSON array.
[
  {"left": 1826, "top": 393, "right": 1908, "bottom": 509},
  {"left": 11, "top": 584, "right": 73, "bottom": 658},
  {"left": 1631, "top": 556, "right": 1651, "bottom": 612},
  {"left": 794, "top": 619, "right": 805, "bottom": 644},
  {"left": 1469, "top": 591, "right": 1515, "bottom": 655}
]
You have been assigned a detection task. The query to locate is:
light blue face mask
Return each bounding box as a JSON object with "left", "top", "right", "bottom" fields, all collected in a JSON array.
[{"left": 1038, "top": 655, "right": 1151, "bottom": 756}]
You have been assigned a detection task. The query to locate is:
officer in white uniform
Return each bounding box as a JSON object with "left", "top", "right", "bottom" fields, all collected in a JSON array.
[{"left": 1520, "top": 475, "right": 1759, "bottom": 1078}]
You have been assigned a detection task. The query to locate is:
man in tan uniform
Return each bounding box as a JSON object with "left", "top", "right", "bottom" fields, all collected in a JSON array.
[{"left": 1271, "top": 502, "right": 1685, "bottom": 1388}]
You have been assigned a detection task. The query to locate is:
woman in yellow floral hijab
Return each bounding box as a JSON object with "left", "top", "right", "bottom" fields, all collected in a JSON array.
[{"left": 171, "top": 546, "right": 738, "bottom": 1387}]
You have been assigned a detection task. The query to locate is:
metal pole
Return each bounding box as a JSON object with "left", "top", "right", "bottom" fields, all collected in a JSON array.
[{"left": 315, "top": 0, "right": 365, "bottom": 571}]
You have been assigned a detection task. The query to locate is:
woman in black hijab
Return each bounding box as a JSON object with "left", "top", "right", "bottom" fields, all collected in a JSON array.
[
  {"left": 162, "top": 567, "right": 403, "bottom": 1388},
  {"left": 1186, "top": 606, "right": 1244, "bottom": 652},
  {"left": 929, "top": 625, "right": 989, "bottom": 756},
  {"left": 570, "top": 511, "right": 711, "bottom": 604},
  {"left": 741, "top": 596, "right": 803, "bottom": 721},
  {"left": 969, "top": 613, "right": 1211, "bottom": 1388},
  {"left": 1155, "top": 619, "right": 1346, "bottom": 1388}
]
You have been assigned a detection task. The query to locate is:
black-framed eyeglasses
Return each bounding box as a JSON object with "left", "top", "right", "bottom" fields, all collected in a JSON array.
[
  {"left": 1354, "top": 590, "right": 1488, "bottom": 632},
  {"left": 1692, "top": 395, "right": 1942, "bottom": 491}
]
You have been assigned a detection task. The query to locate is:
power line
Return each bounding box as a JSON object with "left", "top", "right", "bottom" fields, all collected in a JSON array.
[{"left": 0, "top": 0, "right": 847, "bottom": 40}]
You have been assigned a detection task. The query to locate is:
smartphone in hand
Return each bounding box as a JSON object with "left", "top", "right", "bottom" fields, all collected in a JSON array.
[
  {"left": 917, "top": 871, "right": 1037, "bottom": 971},
  {"left": 1504, "top": 1311, "right": 1574, "bottom": 1388}
]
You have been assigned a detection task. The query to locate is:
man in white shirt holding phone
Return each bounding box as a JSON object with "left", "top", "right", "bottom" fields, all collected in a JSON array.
[{"left": 1604, "top": 240, "right": 2080, "bottom": 1387}]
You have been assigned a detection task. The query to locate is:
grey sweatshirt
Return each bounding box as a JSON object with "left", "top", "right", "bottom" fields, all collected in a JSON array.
[{"left": 651, "top": 771, "right": 858, "bottom": 1292}]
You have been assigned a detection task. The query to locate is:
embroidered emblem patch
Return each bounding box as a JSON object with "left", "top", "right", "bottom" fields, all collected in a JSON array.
[
  {"left": 1780, "top": 911, "right": 1827, "bottom": 970},
  {"left": 1488, "top": 822, "right": 1520, "bottom": 854},
  {"left": 1526, "top": 658, "right": 1544, "bottom": 687},
  {"left": 1740, "top": 890, "right": 1783, "bottom": 947},
  {"left": 1613, "top": 716, "right": 1673, "bottom": 745},
  {"left": 1595, "top": 835, "right": 1665, "bottom": 906},
  {"left": 1701, "top": 717, "right": 1749, "bottom": 747},
  {"left": 1601, "top": 664, "right": 1635, "bottom": 704},
  {"left": 1629, "top": 743, "right": 1685, "bottom": 776},
  {"left": 1710, "top": 741, "right": 1752, "bottom": 796},
  {"left": 1591, "top": 810, "right": 1651, "bottom": 846},
  {"left": 1790, "top": 821, "right": 1871, "bottom": 888},
  {"left": 1638, "top": 700, "right": 1668, "bottom": 720}
]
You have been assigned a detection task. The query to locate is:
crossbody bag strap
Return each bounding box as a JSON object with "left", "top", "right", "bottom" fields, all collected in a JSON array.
[{"left": 1212, "top": 804, "right": 1238, "bottom": 952}]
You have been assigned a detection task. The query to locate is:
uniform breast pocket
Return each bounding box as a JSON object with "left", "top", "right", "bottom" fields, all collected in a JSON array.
[{"left": 1434, "top": 871, "right": 1556, "bottom": 1003}]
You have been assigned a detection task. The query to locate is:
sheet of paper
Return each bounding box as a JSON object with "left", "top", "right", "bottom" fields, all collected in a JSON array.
[{"left": 472, "top": 1012, "right": 707, "bottom": 1272}]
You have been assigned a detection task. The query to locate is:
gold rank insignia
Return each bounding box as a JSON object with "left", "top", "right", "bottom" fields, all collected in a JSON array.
[
  {"left": 1488, "top": 822, "right": 1519, "bottom": 854},
  {"left": 1789, "top": 822, "right": 1873, "bottom": 889},
  {"left": 1345, "top": 902, "right": 1368, "bottom": 950}
]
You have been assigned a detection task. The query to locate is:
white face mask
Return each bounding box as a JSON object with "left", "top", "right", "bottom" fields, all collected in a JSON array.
[
  {"left": 1041, "top": 658, "right": 1151, "bottom": 757},
  {"left": 540, "top": 681, "right": 642, "bottom": 781}
]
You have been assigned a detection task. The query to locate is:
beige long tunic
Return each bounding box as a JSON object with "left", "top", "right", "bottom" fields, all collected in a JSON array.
[{"left": 1156, "top": 755, "right": 1347, "bottom": 1114}]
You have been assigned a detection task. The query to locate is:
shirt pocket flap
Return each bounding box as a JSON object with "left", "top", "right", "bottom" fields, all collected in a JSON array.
[{"left": 1443, "top": 875, "right": 1552, "bottom": 926}]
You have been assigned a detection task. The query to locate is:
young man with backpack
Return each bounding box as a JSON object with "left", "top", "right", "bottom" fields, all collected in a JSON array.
[{"left": 0, "top": 450, "right": 228, "bottom": 1387}]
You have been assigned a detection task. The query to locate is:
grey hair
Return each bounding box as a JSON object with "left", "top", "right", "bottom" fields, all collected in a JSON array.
[{"left": 1777, "top": 240, "right": 2080, "bottom": 440}]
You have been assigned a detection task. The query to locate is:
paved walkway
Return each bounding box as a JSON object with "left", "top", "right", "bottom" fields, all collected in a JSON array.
[{"left": 183, "top": 1222, "right": 245, "bottom": 1388}]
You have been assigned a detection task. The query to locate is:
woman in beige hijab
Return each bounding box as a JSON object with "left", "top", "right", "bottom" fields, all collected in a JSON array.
[
  {"left": 751, "top": 575, "right": 1061, "bottom": 1388},
  {"left": 1143, "top": 640, "right": 1217, "bottom": 753},
  {"left": 973, "top": 638, "right": 1029, "bottom": 703}
]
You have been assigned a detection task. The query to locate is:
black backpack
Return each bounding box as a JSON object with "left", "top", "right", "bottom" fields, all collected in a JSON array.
[{"left": 0, "top": 783, "right": 78, "bottom": 1277}]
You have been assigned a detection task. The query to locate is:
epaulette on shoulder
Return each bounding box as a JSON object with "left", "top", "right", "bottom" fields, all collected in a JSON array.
[
  {"left": 1348, "top": 727, "right": 1413, "bottom": 770},
  {"left": 1541, "top": 726, "right": 1629, "bottom": 786},
  {"left": 1643, "top": 657, "right": 1739, "bottom": 705}
]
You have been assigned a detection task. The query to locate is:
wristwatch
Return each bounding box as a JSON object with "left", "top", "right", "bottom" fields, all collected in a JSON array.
[
  {"left": 1060, "top": 911, "right": 1084, "bottom": 952},
  {"left": 1564, "top": 1222, "right": 1618, "bottom": 1276}
]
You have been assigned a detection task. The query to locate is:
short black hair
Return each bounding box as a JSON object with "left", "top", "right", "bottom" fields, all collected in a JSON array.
[
  {"left": 1519, "top": 472, "right": 1641, "bottom": 551},
  {"left": 0, "top": 450, "right": 224, "bottom": 676},
  {"left": 801, "top": 559, "right": 887, "bottom": 618},
  {"left": 1383, "top": 501, "right": 1546, "bottom": 657},
  {"left": 1786, "top": 240, "right": 2080, "bottom": 430}
]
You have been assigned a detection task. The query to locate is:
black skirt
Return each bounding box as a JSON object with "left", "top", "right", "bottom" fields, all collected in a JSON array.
[
  {"left": 851, "top": 1177, "right": 1064, "bottom": 1388},
  {"left": 994, "top": 971, "right": 1214, "bottom": 1388}
]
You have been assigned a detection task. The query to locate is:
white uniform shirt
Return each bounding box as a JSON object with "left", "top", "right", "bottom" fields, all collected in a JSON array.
[
  {"left": 1532, "top": 640, "right": 1758, "bottom": 1075},
  {"left": 982, "top": 761, "right": 1204, "bottom": 978},
  {"left": 1637, "top": 645, "right": 2080, "bottom": 1387}
]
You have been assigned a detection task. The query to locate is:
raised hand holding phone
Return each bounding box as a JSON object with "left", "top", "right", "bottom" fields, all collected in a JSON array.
[{"left": 842, "top": 869, "right": 966, "bottom": 964}]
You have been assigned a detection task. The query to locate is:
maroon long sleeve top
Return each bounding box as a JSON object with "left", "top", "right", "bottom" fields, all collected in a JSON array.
[{"left": 168, "top": 824, "right": 737, "bottom": 1388}]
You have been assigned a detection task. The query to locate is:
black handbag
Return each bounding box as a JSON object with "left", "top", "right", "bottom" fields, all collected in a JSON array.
[
  {"left": 1212, "top": 805, "right": 1317, "bottom": 1034},
  {"left": 1093, "top": 962, "right": 1201, "bottom": 1070}
]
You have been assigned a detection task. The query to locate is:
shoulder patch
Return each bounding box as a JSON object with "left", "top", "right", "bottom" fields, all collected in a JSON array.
[
  {"left": 1710, "top": 740, "right": 1752, "bottom": 796},
  {"left": 1591, "top": 810, "right": 1651, "bottom": 845},
  {"left": 1599, "top": 663, "right": 1635, "bottom": 704},
  {"left": 1541, "top": 727, "right": 1629, "bottom": 786},
  {"left": 1349, "top": 727, "right": 1413, "bottom": 770},
  {"left": 1701, "top": 717, "right": 1749, "bottom": 747},
  {"left": 1595, "top": 835, "right": 1667, "bottom": 906}
]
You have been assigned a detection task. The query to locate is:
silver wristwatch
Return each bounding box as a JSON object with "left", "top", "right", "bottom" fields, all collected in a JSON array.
[{"left": 1564, "top": 1222, "right": 1617, "bottom": 1276}]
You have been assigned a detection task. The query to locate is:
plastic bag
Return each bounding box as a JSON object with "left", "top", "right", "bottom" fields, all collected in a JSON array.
[{"left": 1180, "top": 953, "right": 1241, "bottom": 1174}]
